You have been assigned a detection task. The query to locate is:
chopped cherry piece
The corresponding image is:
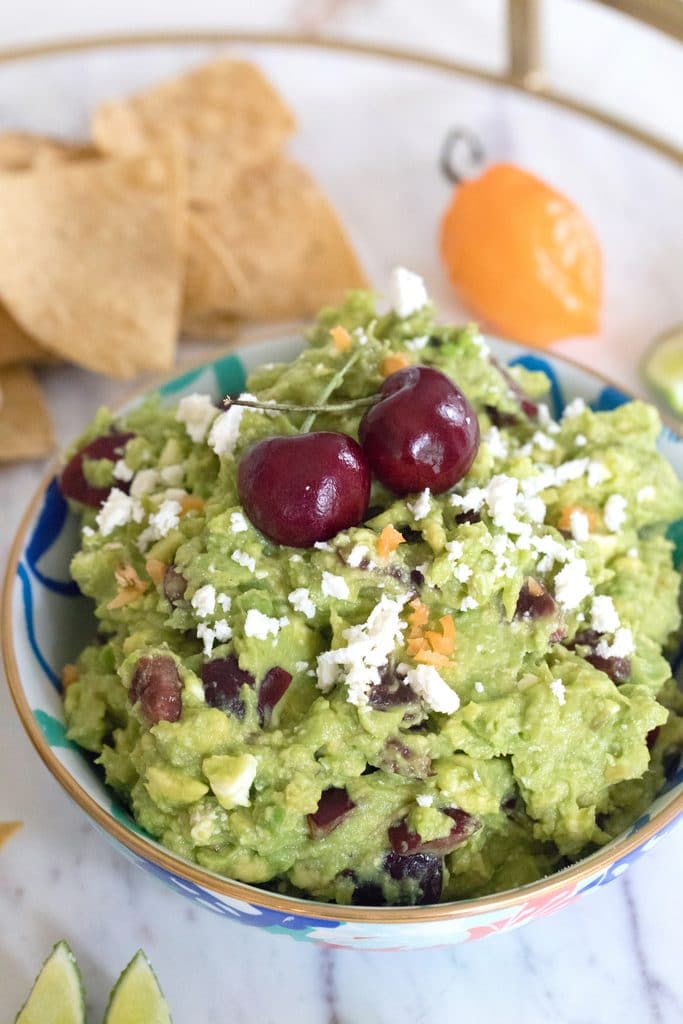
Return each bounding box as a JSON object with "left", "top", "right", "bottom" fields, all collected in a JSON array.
[
  {"left": 646, "top": 727, "right": 660, "bottom": 751},
  {"left": 308, "top": 787, "right": 356, "bottom": 839},
  {"left": 490, "top": 359, "right": 539, "bottom": 419},
  {"left": 381, "top": 738, "right": 432, "bottom": 780},
  {"left": 237, "top": 432, "right": 370, "bottom": 548},
  {"left": 201, "top": 656, "right": 255, "bottom": 719},
  {"left": 484, "top": 404, "right": 518, "bottom": 429},
  {"left": 369, "top": 667, "right": 415, "bottom": 710},
  {"left": 359, "top": 367, "right": 480, "bottom": 496},
  {"left": 566, "top": 629, "right": 601, "bottom": 649},
  {"left": 384, "top": 852, "right": 443, "bottom": 904},
  {"left": 258, "top": 667, "right": 293, "bottom": 725},
  {"left": 454, "top": 509, "right": 481, "bottom": 526},
  {"left": 59, "top": 431, "right": 135, "bottom": 508},
  {"left": 549, "top": 625, "right": 568, "bottom": 644},
  {"left": 586, "top": 652, "right": 631, "bottom": 683},
  {"left": 130, "top": 655, "right": 182, "bottom": 724},
  {"left": 163, "top": 565, "right": 187, "bottom": 606},
  {"left": 352, "top": 881, "right": 386, "bottom": 906},
  {"left": 515, "top": 578, "right": 557, "bottom": 619},
  {"left": 388, "top": 807, "right": 478, "bottom": 856}
]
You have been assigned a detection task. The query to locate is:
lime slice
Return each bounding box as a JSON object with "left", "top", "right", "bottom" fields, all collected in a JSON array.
[
  {"left": 15, "top": 941, "right": 84, "bottom": 1024},
  {"left": 104, "top": 951, "right": 172, "bottom": 1024},
  {"left": 642, "top": 325, "right": 683, "bottom": 416}
]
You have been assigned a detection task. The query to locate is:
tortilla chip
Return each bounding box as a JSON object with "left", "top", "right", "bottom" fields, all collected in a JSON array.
[
  {"left": 92, "top": 59, "right": 295, "bottom": 198},
  {"left": 0, "top": 365, "right": 54, "bottom": 461},
  {"left": 0, "top": 821, "right": 22, "bottom": 848},
  {"left": 0, "top": 150, "right": 184, "bottom": 378},
  {"left": 182, "top": 157, "right": 367, "bottom": 328},
  {"left": 0, "top": 304, "right": 56, "bottom": 367},
  {"left": 0, "top": 132, "right": 96, "bottom": 172}
]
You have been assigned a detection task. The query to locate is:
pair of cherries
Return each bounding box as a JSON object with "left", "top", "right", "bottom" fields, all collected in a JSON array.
[{"left": 238, "top": 366, "right": 480, "bottom": 548}]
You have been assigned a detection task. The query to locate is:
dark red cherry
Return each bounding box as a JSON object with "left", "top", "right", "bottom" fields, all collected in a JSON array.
[
  {"left": 130, "top": 655, "right": 182, "bottom": 725},
  {"left": 358, "top": 367, "right": 479, "bottom": 495},
  {"left": 388, "top": 808, "right": 479, "bottom": 855},
  {"left": 60, "top": 431, "right": 135, "bottom": 508},
  {"left": 237, "top": 432, "right": 370, "bottom": 548},
  {"left": 308, "top": 787, "right": 356, "bottom": 839}
]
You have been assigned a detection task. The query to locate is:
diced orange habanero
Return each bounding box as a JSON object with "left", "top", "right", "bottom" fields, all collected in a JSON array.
[{"left": 376, "top": 524, "right": 405, "bottom": 559}]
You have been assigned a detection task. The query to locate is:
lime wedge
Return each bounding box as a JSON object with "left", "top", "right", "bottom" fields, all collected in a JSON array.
[
  {"left": 15, "top": 941, "right": 84, "bottom": 1024},
  {"left": 104, "top": 951, "right": 172, "bottom": 1024},
  {"left": 642, "top": 325, "right": 683, "bottom": 416}
]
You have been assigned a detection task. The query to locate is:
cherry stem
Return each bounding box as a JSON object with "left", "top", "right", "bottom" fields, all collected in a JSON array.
[
  {"left": 223, "top": 394, "right": 378, "bottom": 416},
  {"left": 300, "top": 348, "right": 365, "bottom": 433}
]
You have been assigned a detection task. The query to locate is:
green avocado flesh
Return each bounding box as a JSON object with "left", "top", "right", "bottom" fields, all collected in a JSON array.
[{"left": 63, "top": 289, "right": 683, "bottom": 906}]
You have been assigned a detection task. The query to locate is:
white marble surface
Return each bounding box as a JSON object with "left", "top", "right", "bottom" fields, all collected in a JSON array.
[{"left": 1, "top": 6, "right": 682, "bottom": 1022}]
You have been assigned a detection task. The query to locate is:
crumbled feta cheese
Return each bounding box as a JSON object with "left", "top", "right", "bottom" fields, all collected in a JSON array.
[
  {"left": 147, "top": 499, "right": 181, "bottom": 540},
  {"left": 96, "top": 489, "right": 142, "bottom": 536},
  {"left": 321, "top": 572, "right": 350, "bottom": 600},
  {"left": 532, "top": 430, "right": 556, "bottom": 452},
  {"left": 208, "top": 405, "right": 244, "bottom": 458},
  {"left": 353, "top": 326, "right": 369, "bottom": 346},
  {"left": 244, "top": 609, "right": 288, "bottom": 640},
  {"left": 405, "top": 664, "right": 460, "bottom": 714},
  {"left": 563, "top": 397, "right": 586, "bottom": 419},
  {"left": 454, "top": 564, "right": 473, "bottom": 583},
  {"left": 637, "top": 485, "right": 655, "bottom": 503},
  {"left": 555, "top": 459, "right": 590, "bottom": 486},
  {"left": 230, "top": 511, "right": 249, "bottom": 533},
  {"left": 206, "top": 754, "right": 258, "bottom": 810},
  {"left": 603, "top": 494, "right": 627, "bottom": 533},
  {"left": 191, "top": 584, "right": 216, "bottom": 618},
  {"left": 196, "top": 623, "right": 215, "bottom": 656},
  {"left": 390, "top": 266, "right": 428, "bottom": 317},
  {"left": 232, "top": 549, "right": 256, "bottom": 573},
  {"left": 112, "top": 459, "right": 134, "bottom": 482},
  {"left": 591, "top": 595, "right": 621, "bottom": 635},
  {"left": 484, "top": 427, "right": 508, "bottom": 461},
  {"left": 569, "top": 509, "right": 590, "bottom": 543},
  {"left": 627, "top": 547, "right": 638, "bottom": 559},
  {"left": 159, "top": 464, "right": 184, "bottom": 487},
  {"left": 575, "top": 434, "right": 587, "bottom": 447},
  {"left": 216, "top": 593, "right": 231, "bottom": 612},
  {"left": 313, "top": 541, "right": 332, "bottom": 552},
  {"left": 316, "top": 595, "right": 408, "bottom": 705},
  {"left": 587, "top": 461, "right": 611, "bottom": 487},
  {"left": 189, "top": 804, "right": 219, "bottom": 844},
  {"left": 474, "top": 681, "right": 485, "bottom": 694},
  {"left": 289, "top": 587, "right": 316, "bottom": 619},
  {"left": 459, "top": 596, "right": 478, "bottom": 611},
  {"left": 405, "top": 334, "right": 429, "bottom": 351},
  {"left": 596, "top": 627, "right": 634, "bottom": 659},
  {"left": 550, "top": 678, "right": 566, "bottom": 705},
  {"left": 450, "top": 486, "right": 486, "bottom": 513},
  {"left": 176, "top": 393, "right": 217, "bottom": 443},
  {"left": 346, "top": 544, "right": 369, "bottom": 568},
  {"left": 446, "top": 540, "right": 464, "bottom": 562},
  {"left": 526, "top": 496, "right": 547, "bottom": 524},
  {"left": 554, "top": 558, "right": 592, "bottom": 610},
  {"left": 295, "top": 661, "right": 309, "bottom": 672},
  {"left": 82, "top": 526, "right": 94, "bottom": 538},
  {"left": 408, "top": 489, "right": 431, "bottom": 521},
  {"left": 471, "top": 332, "right": 491, "bottom": 357},
  {"left": 416, "top": 794, "right": 433, "bottom": 807},
  {"left": 214, "top": 619, "right": 232, "bottom": 642}
]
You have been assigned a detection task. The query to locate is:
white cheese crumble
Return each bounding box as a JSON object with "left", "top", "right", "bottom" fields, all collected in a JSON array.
[
  {"left": 408, "top": 489, "right": 431, "bottom": 521},
  {"left": 147, "top": 499, "right": 181, "bottom": 540},
  {"left": 591, "top": 595, "right": 621, "bottom": 635},
  {"left": 244, "top": 609, "right": 288, "bottom": 640},
  {"left": 295, "top": 661, "right": 309, "bottom": 672},
  {"left": 575, "top": 434, "right": 587, "bottom": 447},
  {"left": 390, "top": 266, "right": 429, "bottom": 317},
  {"left": 569, "top": 509, "right": 590, "bottom": 543},
  {"left": 405, "top": 334, "right": 429, "bottom": 351},
  {"left": 416, "top": 794, "right": 434, "bottom": 807},
  {"left": 176, "top": 393, "right": 217, "bottom": 443},
  {"left": 405, "top": 664, "right": 460, "bottom": 715},
  {"left": 96, "top": 489, "right": 143, "bottom": 536},
  {"left": 288, "top": 588, "right": 316, "bottom": 619},
  {"left": 346, "top": 544, "right": 369, "bottom": 568},
  {"left": 596, "top": 627, "right": 634, "bottom": 659},
  {"left": 316, "top": 595, "right": 408, "bottom": 706},
  {"left": 603, "top": 494, "right": 627, "bottom": 533},
  {"left": 554, "top": 558, "right": 593, "bottom": 610},
  {"left": 484, "top": 427, "right": 508, "bottom": 461},
  {"left": 214, "top": 619, "right": 232, "bottom": 642},
  {"left": 531, "top": 430, "right": 556, "bottom": 452},
  {"left": 216, "top": 593, "right": 231, "bottom": 612},
  {"left": 563, "top": 397, "right": 586, "bottom": 419},
  {"left": 550, "top": 678, "right": 567, "bottom": 705},
  {"left": 196, "top": 623, "right": 216, "bottom": 657},
  {"left": 230, "top": 511, "right": 249, "bottom": 533},
  {"left": 460, "top": 596, "right": 478, "bottom": 611},
  {"left": 130, "top": 468, "right": 161, "bottom": 498},
  {"left": 587, "top": 461, "right": 611, "bottom": 488},
  {"left": 637, "top": 485, "right": 655, "bottom": 503},
  {"left": 321, "top": 572, "right": 350, "bottom": 600},
  {"left": 232, "top": 549, "right": 256, "bottom": 573},
  {"left": 206, "top": 754, "right": 258, "bottom": 810},
  {"left": 112, "top": 459, "right": 134, "bottom": 482},
  {"left": 454, "top": 564, "right": 473, "bottom": 584},
  {"left": 191, "top": 584, "right": 216, "bottom": 618},
  {"left": 474, "top": 681, "right": 485, "bottom": 694},
  {"left": 189, "top": 805, "right": 219, "bottom": 844},
  {"left": 208, "top": 405, "right": 244, "bottom": 458},
  {"left": 314, "top": 541, "right": 332, "bottom": 552}
]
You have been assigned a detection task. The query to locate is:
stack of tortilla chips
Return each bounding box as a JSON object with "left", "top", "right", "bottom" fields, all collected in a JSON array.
[{"left": 0, "top": 59, "right": 366, "bottom": 462}]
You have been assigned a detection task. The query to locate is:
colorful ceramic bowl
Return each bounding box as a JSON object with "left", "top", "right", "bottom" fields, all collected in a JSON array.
[{"left": 3, "top": 335, "right": 682, "bottom": 951}]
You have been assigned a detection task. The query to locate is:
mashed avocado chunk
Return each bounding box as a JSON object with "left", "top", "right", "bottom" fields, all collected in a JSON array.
[{"left": 63, "top": 284, "right": 683, "bottom": 905}]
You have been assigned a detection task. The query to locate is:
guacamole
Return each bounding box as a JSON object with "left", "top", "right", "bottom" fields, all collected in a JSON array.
[{"left": 63, "top": 279, "right": 683, "bottom": 905}]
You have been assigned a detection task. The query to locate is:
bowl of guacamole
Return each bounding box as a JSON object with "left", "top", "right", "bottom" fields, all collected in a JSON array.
[{"left": 4, "top": 273, "right": 683, "bottom": 948}]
